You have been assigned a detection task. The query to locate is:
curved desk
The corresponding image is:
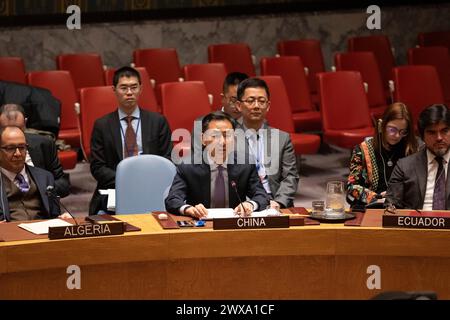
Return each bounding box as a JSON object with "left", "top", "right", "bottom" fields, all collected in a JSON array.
[{"left": 0, "top": 211, "right": 449, "bottom": 299}]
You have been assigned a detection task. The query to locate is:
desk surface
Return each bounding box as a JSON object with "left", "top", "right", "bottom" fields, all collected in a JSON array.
[{"left": 1, "top": 210, "right": 449, "bottom": 299}]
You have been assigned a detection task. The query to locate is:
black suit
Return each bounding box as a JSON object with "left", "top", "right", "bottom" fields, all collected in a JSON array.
[
  {"left": 25, "top": 133, "right": 70, "bottom": 198},
  {"left": 90, "top": 108, "right": 173, "bottom": 214},
  {"left": 165, "top": 161, "right": 270, "bottom": 214},
  {"left": 0, "top": 165, "right": 61, "bottom": 221}
]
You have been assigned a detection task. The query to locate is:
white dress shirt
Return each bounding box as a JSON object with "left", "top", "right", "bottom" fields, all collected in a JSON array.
[{"left": 422, "top": 149, "right": 450, "bottom": 210}]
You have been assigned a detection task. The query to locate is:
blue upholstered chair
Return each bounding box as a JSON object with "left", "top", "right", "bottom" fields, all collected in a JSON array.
[{"left": 115, "top": 155, "right": 176, "bottom": 214}]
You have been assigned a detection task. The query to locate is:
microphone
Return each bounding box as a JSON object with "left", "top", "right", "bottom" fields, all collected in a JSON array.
[
  {"left": 46, "top": 186, "right": 79, "bottom": 225},
  {"left": 231, "top": 180, "right": 247, "bottom": 216}
]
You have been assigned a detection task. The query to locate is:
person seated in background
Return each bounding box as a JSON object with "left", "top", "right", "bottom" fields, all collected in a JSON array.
[
  {"left": 0, "top": 103, "right": 70, "bottom": 198},
  {"left": 386, "top": 104, "right": 450, "bottom": 210},
  {"left": 165, "top": 111, "right": 269, "bottom": 218},
  {"left": 346, "top": 103, "right": 418, "bottom": 209},
  {"left": 89, "top": 66, "right": 172, "bottom": 215},
  {"left": 0, "top": 126, "right": 70, "bottom": 222},
  {"left": 235, "top": 77, "right": 299, "bottom": 210}
]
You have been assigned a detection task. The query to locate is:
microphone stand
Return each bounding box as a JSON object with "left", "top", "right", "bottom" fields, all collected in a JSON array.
[{"left": 46, "top": 186, "right": 79, "bottom": 225}]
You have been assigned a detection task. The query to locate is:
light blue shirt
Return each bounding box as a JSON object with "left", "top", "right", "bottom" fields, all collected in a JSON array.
[{"left": 118, "top": 107, "right": 143, "bottom": 156}]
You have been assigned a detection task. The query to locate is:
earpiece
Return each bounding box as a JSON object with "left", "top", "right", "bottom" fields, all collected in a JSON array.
[{"left": 377, "top": 119, "right": 383, "bottom": 132}]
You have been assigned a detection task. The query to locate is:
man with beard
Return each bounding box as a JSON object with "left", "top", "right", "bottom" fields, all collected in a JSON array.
[{"left": 386, "top": 104, "right": 450, "bottom": 210}]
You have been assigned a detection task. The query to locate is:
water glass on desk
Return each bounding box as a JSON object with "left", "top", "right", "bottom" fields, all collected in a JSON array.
[{"left": 325, "top": 181, "right": 345, "bottom": 216}]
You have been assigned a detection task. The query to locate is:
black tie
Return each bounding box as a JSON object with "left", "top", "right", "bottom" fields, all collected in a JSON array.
[{"left": 432, "top": 156, "right": 446, "bottom": 210}]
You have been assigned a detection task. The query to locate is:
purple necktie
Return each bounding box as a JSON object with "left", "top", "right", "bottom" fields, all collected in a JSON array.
[
  {"left": 15, "top": 173, "right": 30, "bottom": 193},
  {"left": 213, "top": 165, "right": 226, "bottom": 208},
  {"left": 432, "top": 156, "right": 446, "bottom": 210}
]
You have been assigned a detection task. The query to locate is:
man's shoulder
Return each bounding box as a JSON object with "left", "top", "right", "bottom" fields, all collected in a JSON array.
[
  {"left": 25, "top": 132, "right": 53, "bottom": 146},
  {"left": 94, "top": 110, "right": 118, "bottom": 125},
  {"left": 27, "top": 164, "right": 53, "bottom": 178},
  {"left": 140, "top": 108, "right": 166, "bottom": 122},
  {"left": 397, "top": 149, "right": 425, "bottom": 166}
]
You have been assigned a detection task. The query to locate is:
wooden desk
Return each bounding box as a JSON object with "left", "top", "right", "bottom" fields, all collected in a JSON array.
[{"left": 0, "top": 211, "right": 449, "bottom": 299}]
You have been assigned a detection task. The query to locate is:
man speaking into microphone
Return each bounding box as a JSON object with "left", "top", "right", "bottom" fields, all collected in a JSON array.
[{"left": 165, "top": 111, "right": 269, "bottom": 218}]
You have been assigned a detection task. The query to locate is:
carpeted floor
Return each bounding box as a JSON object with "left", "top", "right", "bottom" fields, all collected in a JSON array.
[{"left": 61, "top": 144, "right": 351, "bottom": 217}]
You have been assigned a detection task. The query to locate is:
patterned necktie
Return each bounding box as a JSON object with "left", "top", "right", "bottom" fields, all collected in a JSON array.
[
  {"left": 124, "top": 116, "right": 138, "bottom": 158},
  {"left": 213, "top": 165, "right": 226, "bottom": 208},
  {"left": 432, "top": 156, "right": 446, "bottom": 210},
  {"left": 15, "top": 173, "right": 30, "bottom": 193}
]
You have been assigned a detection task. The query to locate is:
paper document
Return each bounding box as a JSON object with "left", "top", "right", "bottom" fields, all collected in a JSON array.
[
  {"left": 202, "top": 208, "right": 280, "bottom": 220},
  {"left": 99, "top": 189, "right": 116, "bottom": 211},
  {"left": 18, "top": 219, "right": 73, "bottom": 235}
]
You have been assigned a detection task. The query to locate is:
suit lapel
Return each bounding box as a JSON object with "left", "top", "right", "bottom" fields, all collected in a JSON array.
[
  {"left": 27, "top": 166, "right": 50, "bottom": 214},
  {"left": 415, "top": 149, "right": 428, "bottom": 205},
  {"left": 140, "top": 109, "right": 150, "bottom": 154},
  {"left": 227, "top": 164, "right": 238, "bottom": 207},
  {"left": 199, "top": 163, "right": 211, "bottom": 207},
  {"left": 108, "top": 111, "right": 123, "bottom": 160}
]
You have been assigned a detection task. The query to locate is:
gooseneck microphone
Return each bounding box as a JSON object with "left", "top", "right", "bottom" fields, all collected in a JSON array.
[
  {"left": 46, "top": 186, "right": 79, "bottom": 225},
  {"left": 231, "top": 180, "right": 247, "bottom": 216}
]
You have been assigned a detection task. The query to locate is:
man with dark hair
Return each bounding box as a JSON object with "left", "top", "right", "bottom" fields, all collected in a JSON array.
[
  {"left": 0, "top": 126, "right": 67, "bottom": 222},
  {"left": 235, "top": 77, "right": 299, "bottom": 210},
  {"left": 386, "top": 104, "right": 450, "bottom": 210},
  {"left": 0, "top": 103, "right": 70, "bottom": 198},
  {"left": 90, "top": 66, "right": 173, "bottom": 214},
  {"left": 220, "top": 72, "right": 249, "bottom": 121},
  {"left": 165, "top": 111, "right": 269, "bottom": 218}
]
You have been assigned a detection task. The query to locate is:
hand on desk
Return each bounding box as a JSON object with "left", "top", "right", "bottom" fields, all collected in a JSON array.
[
  {"left": 58, "top": 212, "right": 73, "bottom": 220},
  {"left": 185, "top": 204, "right": 208, "bottom": 219},
  {"left": 269, "top": 200, "right": 281, "bottom": 211},
  {"left": 234, "top": 201, "right": 253, "bottom": 217}
]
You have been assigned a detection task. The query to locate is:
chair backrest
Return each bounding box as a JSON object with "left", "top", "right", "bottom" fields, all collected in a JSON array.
[
  {"left": 56, "top": 53, "right": 105, "bottom": 90},
  {"left": 348, "top": 35, "right": 395, "bottom": 90},
  {"left": 260, "top": 56, "right": 314, "bottom": 113},
  {"left": 0, "top": 57, "right": 26, "bottom": 84},
  {"left": 161, "top": 81, "right": 212, "bottom": 135},
  {"left": 183, "top": 63, "right": 227, "bottom": 110},
  {"left": 27, "top": 70, "right": 78, "bottom": 132},
  {"left": 334, "top": 51, "right": 386, "bottom": 108},
  {"left": 115, "top": 154, "right": 177, "bottom": 214},
  {"left": 78, "top": 86, "right": 117, "bottom": 160},
  {"left": 418, "top": 31, "right": 450, "bottom": 50},
  {"left": 208, "top": 43, "right": 256, "bottom": 76},
  {"left": 317, "top": 71, "right": 373, "bottom": 131},
  {"left": 259, "top": 75, "right": 296, "bottom": 133},
  {"left": 104, "top": 67, "right": 159, "bottom": 113},
  {"left": 392, "top": 65, "right": 445, "bottom": 123},
  {"left": 133, "top": 48, "right": 183, "bottom": 85},
  {"left": 277, "top": 39, "right": 325, "bottom": 94},
  {"left": 408, "top": 46, "right": 450, "bottom": 103}
]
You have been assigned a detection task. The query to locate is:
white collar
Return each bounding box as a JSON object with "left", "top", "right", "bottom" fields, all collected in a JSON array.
[
  {"left": 426, "top": 148, "right": 450, "bottom": 165},
  {"left": 118, "top": 107, "right": 140, "bottom": 120}
]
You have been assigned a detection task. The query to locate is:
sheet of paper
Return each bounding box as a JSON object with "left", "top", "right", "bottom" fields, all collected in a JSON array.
[
  {"left": 203, "top": 208, "right": 280, "bottom": 220},
  {"left": 99, "top": 189, "right": 116, "bottom": 211},
  {"left": 18, "top": 219, "right": 73, "bottom": 235}
]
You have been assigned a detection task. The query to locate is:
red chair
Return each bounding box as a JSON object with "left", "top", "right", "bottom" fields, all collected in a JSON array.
[
  {"left": 260, "top": 56, "right": 321, "bottom": 132},
  {"left": 260, "top": 75, "right": 320, "bottom": 155},
  {"left": 392, "top": 65, "right": 445, "bottom": 127},
  {"left": 27, "top": 71, "right": 81, "bottom": 148},
  {"left": 56, "top": 53, "right": 106, "bottom": 90},
  {"left": 77, "top": 86, "right": 118, "bottom": 160},
  {"left": 183, "top": 63, "right": 227, "bottom": 110},
  {"left": 57, "top": 150, "right": 78, "bottom": 170},
  {"left": 104, "top": 67, "right": 159, "bottom": 113},
  {"left": 348, "top": 35, "right": 395, "bottom": 98},
  {"left": 317, "top": 71, "right": 375, "bottom": 149},
  {"left": 208, "top": 43, "right": 256, "bottom": 76},
  {"left": 0, "top": 57, "right": 26, "bottom": 84},
  {"left": 418, "top": 31, "right": 450, "bottom": 50},
  {"left": 408, "top": 46, "right": 450, "bottom": 105},
  {"left": 334, "top": 52, "right": 387, "bottom": 119},
  {"left": 277, "top": 39, "right": 325, "bottom": 106}
]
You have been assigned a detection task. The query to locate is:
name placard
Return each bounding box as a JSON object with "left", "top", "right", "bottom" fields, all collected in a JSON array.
[
  {"left": 213, "top": 216, "right": 289, "bottom": 230},
  {"left": 48, "top": 221, "right": 124, "bottom": 240},
  {"left": 382, "top": 215, "right": 450, "bottom": 230}
]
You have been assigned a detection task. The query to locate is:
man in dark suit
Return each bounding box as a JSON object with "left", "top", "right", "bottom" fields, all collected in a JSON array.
[
  {"left": 0, "top": 103, "right": 70, "bottom": 198},
  {"left": 90, "top": 66, "right": 173, "bottom": 214},
  {"left": 386, "top": 104, "right": 450, "bottom": 210},
  {"left": 165, "top": 111, "right": 269, "bottom": 218},
  {"left": 0, "top": 126, "right": 64, "bottom": 222}
]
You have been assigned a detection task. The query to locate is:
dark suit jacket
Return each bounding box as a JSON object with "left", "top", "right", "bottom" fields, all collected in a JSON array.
[
  {"left": 164, "top": 160, "right": 270, "bottom": 214},
  {"left": 25, "top": 133, "right": 70, "bottom": 198},
  {"left": 385, "top": 148, "right": 450, "bottom": 209},
  {"left": 0, "top": 165, "right": 61, "bottom": 221},
  {"left": 89, "top": 108, "right": 173, "bottom": 214}
]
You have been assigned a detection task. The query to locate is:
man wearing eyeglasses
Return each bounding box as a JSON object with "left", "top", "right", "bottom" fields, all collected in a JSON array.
[
  {"left": 235, "top": 78, "right": 299, "bottom": 210},
  {"left": 386, "top": 104, "right": 450, "bottom": 210},
  {"left": 89, "top": 66, "right": 172, "bottom": 215},
  {"left": 0, "top": 126, "right": 68, "bottom": 222}
]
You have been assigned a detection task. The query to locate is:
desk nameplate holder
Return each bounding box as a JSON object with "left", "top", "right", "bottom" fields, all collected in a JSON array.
[
  {"left": 382, "top": 212, "right": 450, "bottom": 230},
  {"left": 213, "top": 215, "right": 290, "bottom": 230},
  {"left": 48, "top": 221, "right": 125, "bottom": 240}
]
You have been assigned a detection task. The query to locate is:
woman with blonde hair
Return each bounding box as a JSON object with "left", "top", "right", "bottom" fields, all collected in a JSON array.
[{"left": 347, "top": 103, "right": 418, "bottom": 208}]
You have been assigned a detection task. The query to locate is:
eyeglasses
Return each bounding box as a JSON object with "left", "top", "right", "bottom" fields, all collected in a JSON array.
[
  {"left": 386, "top": 125, "right": 408, "bottom": 137},
  {"left": 0, "top": 144, "right": 29, "bottom": 153},
  {"left": 225, "top": 96, "right": 238, "bottom": 105},
  {"left": 241, "top": 97, "right": 269, "bottom": 107},
  {"left": 116, "top": 85, "right": 140, "bottom": 93}
]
